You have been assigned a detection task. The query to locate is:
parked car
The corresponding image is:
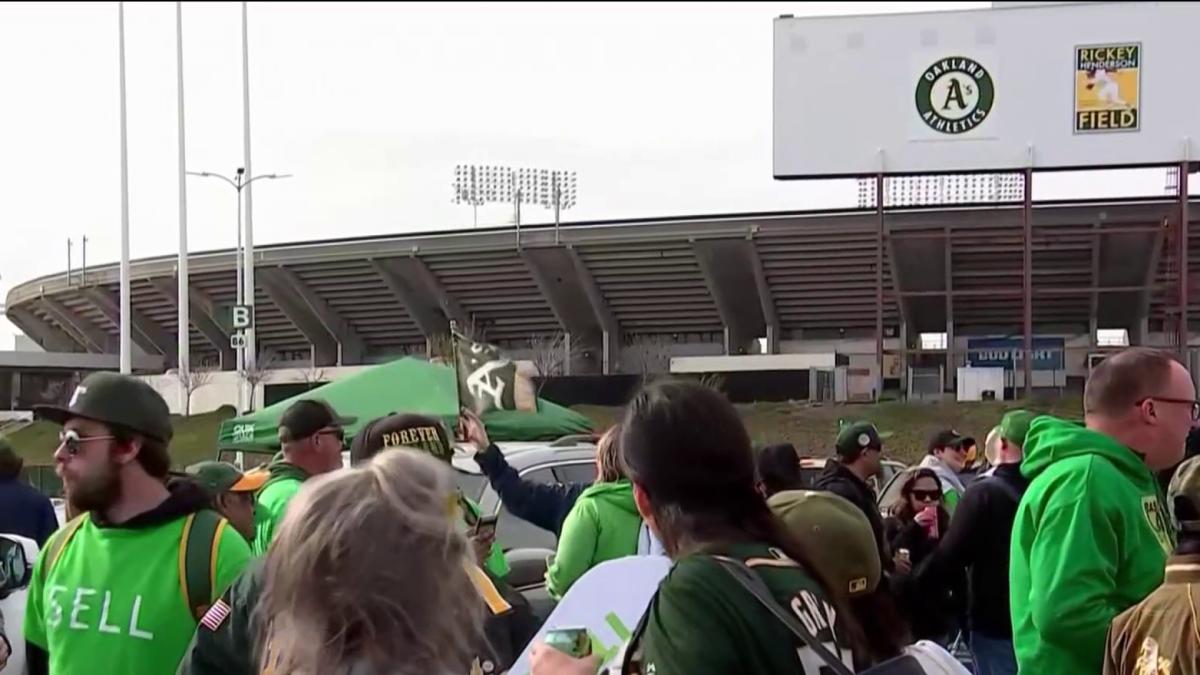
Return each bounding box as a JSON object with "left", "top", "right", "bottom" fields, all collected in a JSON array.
[
  {"left": 795, "top": 456, "right": 908, "bottom": 495},
  {"left": 0, "top": 533, "right": 37, "bottom": 675}
]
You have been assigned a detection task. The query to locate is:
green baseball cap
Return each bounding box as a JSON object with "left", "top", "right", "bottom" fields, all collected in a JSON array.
[
  {"left": 769, "top": 490, "right": 881, "bottom": 596},
  {"left": 1169, "top": 456, "right": 1200, "bottom": 531},
  {"left": 34, "top": 372, "right": 173, "bottom": 443},
  {"left": 186, "top": 461, "right": 269, "bottom": 494},
  {"left": 835, "top": 420, "right": 889, "bottom": 457},
  {"left": 999, "top": 410, "right": 1037, "bottom": 447}
]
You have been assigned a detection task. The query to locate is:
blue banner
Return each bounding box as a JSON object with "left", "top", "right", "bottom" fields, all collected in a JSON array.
[{"left": 966, "top": 337, "right": 1065, "bottom": 371}]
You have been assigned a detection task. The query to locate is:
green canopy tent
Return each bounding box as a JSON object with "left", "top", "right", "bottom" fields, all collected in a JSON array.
[{"left": 216, "top": 357, "right": 593, "bottom": 451}]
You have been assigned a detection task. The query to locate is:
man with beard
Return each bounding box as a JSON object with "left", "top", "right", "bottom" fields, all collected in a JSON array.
[{"left": 21, "top": 373, "right": 251, "bottom": 675}]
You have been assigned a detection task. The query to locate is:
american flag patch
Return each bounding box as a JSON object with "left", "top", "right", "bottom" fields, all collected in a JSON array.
[{"left": 199, "top": 599, "right": 231, "bottom": 631}]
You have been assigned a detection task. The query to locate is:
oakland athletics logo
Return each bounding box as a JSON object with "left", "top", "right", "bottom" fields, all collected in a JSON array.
[{"left": 915, "top": 56, "right": 995, "bottom": 135}]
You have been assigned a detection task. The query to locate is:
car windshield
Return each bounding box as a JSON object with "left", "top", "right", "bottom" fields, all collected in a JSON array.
[{"left": 455, "top": 471, "right": 488, "bottom": 504}]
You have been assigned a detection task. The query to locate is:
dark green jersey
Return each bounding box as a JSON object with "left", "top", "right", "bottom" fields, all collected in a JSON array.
[{"left": 625, "top": 542, "right": 851, "bottom": 675}]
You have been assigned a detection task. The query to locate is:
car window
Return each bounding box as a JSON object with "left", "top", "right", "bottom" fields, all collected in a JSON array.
[
  {"left": 554, "top": 462, "right": 595, "bottom": 485},
  {"left": 493, "top": 466, "right": 560, "bottom": 551},
  {"left": 879, "top": 467, "right": 918, "bottom": 514},
  {"left": 455, "top": 472, "right": 488, "bottom": 504}
]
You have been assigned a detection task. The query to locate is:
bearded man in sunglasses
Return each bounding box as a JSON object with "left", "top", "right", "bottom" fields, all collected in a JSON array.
[
  {"left": 252, "top": 399, "right": 355, "bottom": 556},
  {"left": 22, "top": 372, "right": 251, "bottom": 675}
]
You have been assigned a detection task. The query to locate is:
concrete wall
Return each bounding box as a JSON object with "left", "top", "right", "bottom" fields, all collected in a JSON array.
[{"left": 142, "top": 365, "right": 373, "bottom": 416}]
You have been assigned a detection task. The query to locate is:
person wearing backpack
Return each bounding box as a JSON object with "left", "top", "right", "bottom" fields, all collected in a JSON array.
[
  {"left": 22, "top": 372, "right": 251, "bottom": 675},
  {"left": 532, "top": 380, "right": 862, "bottom": 675},
  {"left": 912, "top": 410, "right": 1033, "bottom": 675}
]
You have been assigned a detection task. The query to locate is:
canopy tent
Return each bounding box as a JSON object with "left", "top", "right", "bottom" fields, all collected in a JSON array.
[{"left": 216, "top": 357, "right": 593, "bottom": 451}]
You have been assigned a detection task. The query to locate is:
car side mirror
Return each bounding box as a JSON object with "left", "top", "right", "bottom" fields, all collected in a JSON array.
[{"left": 0, "top": 537, "right": 31, "bottom": 594}]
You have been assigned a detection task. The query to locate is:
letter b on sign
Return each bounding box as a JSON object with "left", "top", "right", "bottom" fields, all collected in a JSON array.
[{"left": 232, "top": 305, "right": 253, "bottom": 330}]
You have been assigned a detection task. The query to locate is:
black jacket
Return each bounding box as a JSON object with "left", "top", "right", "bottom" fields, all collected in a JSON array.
[
  {"left": 474, "top": 443, "right": 587, "bottom": 536},
  {"left": 813, "top": 462, "right": 891, "bottom": 571},
  {"left": 911, "top": 462, "right": 1028, "bottom": 639},
  {"left": 0, "top": 477, "right": 58, "bottom": 547},
  {"left": 885, "top": 509, "right": 964, "bottom": 642}
]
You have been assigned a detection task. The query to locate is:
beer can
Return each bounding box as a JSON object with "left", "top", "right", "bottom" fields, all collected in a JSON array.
[{"left": 544, "top": 626, "right": 592, "bottom": 658}]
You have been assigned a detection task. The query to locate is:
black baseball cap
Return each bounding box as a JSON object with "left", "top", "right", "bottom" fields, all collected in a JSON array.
[
  {"left": 928, "top": 429, "right": 965, "bottom": 453},
  {"left": 35, "top": 372, "right": 174, "bottom": 443},
  {"left": 349, "top": 413, "right": 454, "bottom": 465},
  {"left": 277, "top": 399, "right": 356, "bottom": 444}
]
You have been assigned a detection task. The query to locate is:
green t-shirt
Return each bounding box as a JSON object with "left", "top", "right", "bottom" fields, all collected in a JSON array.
[
  {"left": 24, "top": 513, "right": 251, "bottom": 675},
  {"left": 627, "top": 542, "right": 852, "bottom": 675},
  {"left": 252, "top": 477, "right": 303, "bottom": 557}
]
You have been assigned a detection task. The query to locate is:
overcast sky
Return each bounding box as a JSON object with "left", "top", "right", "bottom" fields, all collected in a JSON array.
[{"left": 0, "top": 1, "right": 1183, "bottom": 348}]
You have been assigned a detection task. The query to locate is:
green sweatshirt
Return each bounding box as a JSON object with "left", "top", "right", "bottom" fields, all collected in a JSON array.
[
  {"left": 24, "top": 492, "right": 250, "bottom": 675},
  {"left": 546, "top": 480, "right": 642, "bottom": 599},
  {"left": 1010, "top": 416, "right": 1175, "bottom": 675},
  {"left": 251, "top": 461, "right": 309, "bottom": 556}
]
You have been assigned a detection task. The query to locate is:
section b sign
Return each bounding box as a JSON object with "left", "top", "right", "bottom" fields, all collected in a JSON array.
[{"left": 231, "top": 304, "right": 254, "bottom": 331}]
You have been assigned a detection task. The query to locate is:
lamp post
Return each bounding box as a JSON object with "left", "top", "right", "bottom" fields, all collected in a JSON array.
[
  {"left": 452, "top": 165, "right": 578, "bottom": 245},
  {"left": 186, "top": 169, "right": 291, "bottom": 412}
]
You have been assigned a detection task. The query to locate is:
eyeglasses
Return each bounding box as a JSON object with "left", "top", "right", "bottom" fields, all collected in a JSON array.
[
  {"left": 1141, "top": 397, "right": 1200, "bottom": 421},
  {"left": 58, "top": 429, "right": 116, "bottom": 456},
  {"left": 912, "top": 489, "right": 942, "bottom": 502}
]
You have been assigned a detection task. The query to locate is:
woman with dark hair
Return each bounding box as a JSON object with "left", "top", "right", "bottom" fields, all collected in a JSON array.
[
  {"left": 885, "top": 468, "right": 962, "bottom": 643},
  {"left": 545, "top": 424, "right": 642, "bottom": 599},
  {"left": 532, "top": 380, "right": 862, "bottom": 675}
]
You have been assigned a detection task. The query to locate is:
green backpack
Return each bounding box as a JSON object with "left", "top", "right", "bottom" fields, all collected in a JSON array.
[{"left": 44, "top": 510, "right": 227, "bottom": 621}]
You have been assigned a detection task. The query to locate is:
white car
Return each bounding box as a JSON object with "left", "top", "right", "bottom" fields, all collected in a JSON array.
[{"left": 0, "top": 533, "right": 37, "bottom": 674}]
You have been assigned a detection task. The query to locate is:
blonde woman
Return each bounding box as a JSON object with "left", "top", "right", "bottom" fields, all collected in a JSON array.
[
  {"left": 257, "top": 449, "right": 484, "bottom": 675},
  {"left": 545, "top": 424, "right": 643, "bottom": 599}
]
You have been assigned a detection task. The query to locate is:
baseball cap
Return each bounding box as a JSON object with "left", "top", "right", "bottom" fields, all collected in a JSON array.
[
  {"left": 349, "top": 413, "right": 454, "bottom": 465},
  {"left": 999, "top": 410, "right": 1037, "bottom": 448},
  {"left": 186, "top": 461, "right": 269, "bottom": 494},
  {"left": 34, "top": 372, "right": 173, "bottom": 443},
  {"left": 835, "top": 421, "right": 886, "bottom": 457},
  {"left": 1169, "top": 456, "right": 1200, "bottom": 531},
  {"left": 278, "top": 399, "right": 356, "bottom": 444},
  {"left": 768, "top": 490, "right": 881, "bottom": 597},
  {"left": 928, "top": 429, "right": 965, "bottom": 453}
]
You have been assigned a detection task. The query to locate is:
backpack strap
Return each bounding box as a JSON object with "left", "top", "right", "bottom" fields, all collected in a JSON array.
[
  {"left": 179, "top": 510, "right": 226, "bottom": 621},
  {"left": 44, "top": 514, "right": 88, "bottom": 573}
]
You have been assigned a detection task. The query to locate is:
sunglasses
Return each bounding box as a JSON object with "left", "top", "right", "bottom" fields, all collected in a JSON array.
[
  {"left": 315, "top": 428, "right": 345, "bottom": 443},
  {"left": 912, "top": 489, "right": 942, "bottom": 502},
  {"left": 58, "top": 429, "right": 116, "bottom": 456}
]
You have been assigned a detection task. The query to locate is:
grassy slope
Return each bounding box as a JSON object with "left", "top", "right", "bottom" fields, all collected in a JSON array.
[{"left": 12, "top": 397, "right": 1083, "bottom": 470}]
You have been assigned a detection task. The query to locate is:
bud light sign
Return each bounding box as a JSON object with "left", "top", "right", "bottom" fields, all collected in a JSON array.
[{"left": 967, "top": 337, "right": 1065, "bottom": 371}]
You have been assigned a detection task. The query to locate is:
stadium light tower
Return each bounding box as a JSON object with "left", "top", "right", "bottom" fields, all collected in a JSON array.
[{"left": 453, "top": 164, "right": 578, "bottom": 245}]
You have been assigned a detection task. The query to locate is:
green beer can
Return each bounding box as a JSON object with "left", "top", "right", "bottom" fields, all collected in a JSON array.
[{"left": 544, "top": 626, "right": 592, "bottom": 658}]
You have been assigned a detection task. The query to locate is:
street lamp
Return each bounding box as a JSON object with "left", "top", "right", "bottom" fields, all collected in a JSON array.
[
  {"left": 187, "top": 168, "right": 291, "bottom": 412},
  {"left": 452, "top": 164, "right": 578, "bottom": 245}
]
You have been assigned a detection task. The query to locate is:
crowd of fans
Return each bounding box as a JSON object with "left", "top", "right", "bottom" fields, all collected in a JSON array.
[{"left": 1, "top": 345, "right": 1200, "bottom": 674}]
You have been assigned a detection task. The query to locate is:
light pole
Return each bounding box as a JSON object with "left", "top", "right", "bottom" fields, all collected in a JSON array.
[
  {"left": 187, "top": 168, "right": 290, "bottom": 412},
  {"left": 452, "top": 165, "right": 578, "bottom": 245}
]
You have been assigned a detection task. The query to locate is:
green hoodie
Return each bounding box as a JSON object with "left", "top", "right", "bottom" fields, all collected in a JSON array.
[
  {"left": 546, "top": 479, "right": 642, "bottom": 599},
  {"left": 251, "top": 461, "right": 310, "bottom": 556},
  {"left": 1010, "top": 416, "right": 1175, "bottom": 675}
]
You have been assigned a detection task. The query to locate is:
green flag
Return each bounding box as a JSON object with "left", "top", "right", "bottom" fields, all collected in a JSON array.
[{"left": 455, "top": 334, "right": 518, "bottom": 415}]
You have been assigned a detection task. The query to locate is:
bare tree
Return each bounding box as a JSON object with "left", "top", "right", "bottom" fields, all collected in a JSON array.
[
  {"left": 527, "top": 333, "right": 586, "bottom": 393},
  {"left": 241, "top": 351, "right": 279, "bottom": 412},
  {"left": 625, "top": 334, "right": 674, "bottom": 378},
  {"left": 299, "top": 365, "right": 327, "bottom": 392},
  {"left": 173, "top": 365, "right": 216, "bottom": 417}
]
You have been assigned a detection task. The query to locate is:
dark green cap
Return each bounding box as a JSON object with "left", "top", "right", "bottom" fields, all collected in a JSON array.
[
  {"left": 186, "top": 461, "right": 268, "bottom": 494},
  {"left": 34, "top": 372, "right": 173, "bottom": 443},
  {"left": 835, "top": 420, "right": 888, "bottom": 457},
  {"left": 999, "top": 410, "right": 1036, "bottom": 447}
]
